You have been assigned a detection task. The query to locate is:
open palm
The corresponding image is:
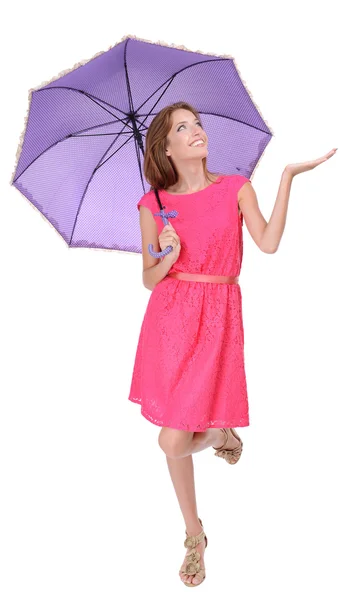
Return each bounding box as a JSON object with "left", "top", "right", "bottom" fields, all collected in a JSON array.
[{"left": 285, "top": 148, "right": 337, "bottom": 177}]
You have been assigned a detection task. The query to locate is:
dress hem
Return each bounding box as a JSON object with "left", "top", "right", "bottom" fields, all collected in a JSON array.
[{"left": 128, "top": 396, "right": 250, "bottom": 431}]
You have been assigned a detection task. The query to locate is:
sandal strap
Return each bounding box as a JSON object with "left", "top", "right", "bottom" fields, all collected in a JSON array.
[
  {"left": 181, "top": 518, "right": 207, "bottom": 584},
  {"left": 184, "top": 527, "right": 206, "bottom": 549},
  {"left": 181, "top": 549, "right": 204, "bottom": 576},
  {"left": 213, "top": 428, "right": 243, "bottom": 464},
  {"left": 212, "top": 428, "right": 229, "bottom": 451},
  {"left": 214, "top": 446, "right": 242, "bottom": 459}
]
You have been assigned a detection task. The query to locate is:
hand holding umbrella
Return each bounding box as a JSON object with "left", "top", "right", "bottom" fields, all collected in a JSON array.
[
  {"left": 284, "top": 148, "right": 337, "bottom": 177},
  {"left": 151, "top": 223, "right": 181, "bottom": 262},
  {"left": 148, "top": 210, "right": 179, "bottom": 258}
]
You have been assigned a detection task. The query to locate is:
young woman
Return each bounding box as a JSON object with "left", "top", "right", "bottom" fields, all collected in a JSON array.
[{"left": 128, "top": 101, "right": 337, "bottom": 586}]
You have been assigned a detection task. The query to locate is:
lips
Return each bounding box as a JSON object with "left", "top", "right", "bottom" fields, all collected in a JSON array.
[{"left": 190, "top": 139, "right": 205, "bottom": 147}]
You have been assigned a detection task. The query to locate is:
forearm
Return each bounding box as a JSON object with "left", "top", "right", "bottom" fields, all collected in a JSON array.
[
  {"left": 260, "top": 168, "right": 294, "bottom": 253},
  {"left": 143, "top": 254, "right": 174, "bottom": 291}
]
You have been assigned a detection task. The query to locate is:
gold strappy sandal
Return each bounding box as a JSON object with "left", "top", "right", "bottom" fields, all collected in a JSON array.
[
  {"left": 213, "top": 428, "right": 243, "bottom": 465},
  {"left": 179, "top": 517, "right": 208, "bottom": 587}
]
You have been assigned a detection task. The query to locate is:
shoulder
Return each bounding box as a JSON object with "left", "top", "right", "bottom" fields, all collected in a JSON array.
[
  {"left": 220, "top": 174, "right": 252, "bottom": 198},
  {"left": 229, "top": 173, "right": 252, "bottom": 191},
  {"left": 137, "top": 190, "right": 157, "bottom": 212}
]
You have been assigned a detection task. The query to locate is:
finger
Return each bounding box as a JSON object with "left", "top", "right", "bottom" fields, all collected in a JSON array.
[
  {"left": 321, "top": 149, "right": 336, "bottom": 160},
  {"left": 170, "top": 234, "right": 180, "bottom": 245},
  {"left": 161, "top": 232, "right": 179, "bottom": 243},
  {"left": 160, "top": 233, "right": 179, "bottom": 244}
]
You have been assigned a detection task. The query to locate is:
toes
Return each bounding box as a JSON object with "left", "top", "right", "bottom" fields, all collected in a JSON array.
[{"left": 181, "top": 571, "right": 204, "bottom": 585}]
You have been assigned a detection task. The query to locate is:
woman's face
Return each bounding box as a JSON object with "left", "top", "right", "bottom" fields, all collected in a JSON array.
[{"left": 165, "top": 109, "right": 208, "bottom": 163}]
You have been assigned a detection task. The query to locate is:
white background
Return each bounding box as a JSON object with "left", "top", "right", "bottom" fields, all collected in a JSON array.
[{"left": 1, "top": 1, "right": 355, "bottom": 597}]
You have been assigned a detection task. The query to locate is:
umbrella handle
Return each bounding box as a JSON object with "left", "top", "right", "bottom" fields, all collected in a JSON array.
[
  {"left": 148, "top": 244, "right": 173, "bottom": 258},
  {"left": 147, "top": 207, "right": 179, "bottom": 258}
]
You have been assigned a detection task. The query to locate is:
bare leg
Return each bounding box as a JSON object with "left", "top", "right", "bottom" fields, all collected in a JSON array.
[
  {"left": 189, "top": 427, "right": 226, "bottom": 455},
  {"left": 162, "top": 427, "right": 238, "bottom": 458},
  {"left": 168, "top": 454, "right": 204, "bottom": 584},
  {"left": 158, "top": 426, "right": 241, "bottom": 584},
  {"left": 157, "top": 429, "right": 203, "bottom": 584}
]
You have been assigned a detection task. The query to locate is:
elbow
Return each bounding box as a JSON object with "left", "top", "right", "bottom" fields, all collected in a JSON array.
[
  {"left": 142, "top": 274, "right": 150, "bottom": 290},
  {"left": 260, "top": 244, "right": 278, "bottom": 254},
  {"left": 260, "top": 227, "right": 279, "bottom": 253},
  {"left": 142, "top": 277, "right": 154, "bottom": 291}
]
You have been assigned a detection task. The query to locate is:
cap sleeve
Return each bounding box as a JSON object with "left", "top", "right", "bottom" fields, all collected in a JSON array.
[
  {"left": 137, "top": 191, "right": 156, "bottom": 213},
  {"left": 137, "top": 190, "right": 166, "bottom": 235},
  {"left": 232, "top": 174, "right": 251, "bottom": 194}
]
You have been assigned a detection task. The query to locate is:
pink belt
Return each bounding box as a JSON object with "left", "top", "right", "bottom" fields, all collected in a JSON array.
[{"left": 167, "top": 272, "right": 239, "bottom": 285}]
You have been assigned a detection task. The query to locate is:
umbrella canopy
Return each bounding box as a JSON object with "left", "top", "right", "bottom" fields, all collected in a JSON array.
[{"left": 10, "top": 34, "right": 274, "bottom": 254}]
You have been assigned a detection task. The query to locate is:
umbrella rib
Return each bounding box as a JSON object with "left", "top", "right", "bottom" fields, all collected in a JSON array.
[
  {"left": 138, "top": 109, "right": 271, "bottom": 136},
  {"left": 33, "top": 84, "right": 270, "bottom": 137},
  {"left": 124, "top": 42, "right": 146, "bottom": 192},
  {"left": 32, "top": 54, "right": 271, "bottom": 138},
  {"left": 129, "top": 56, "right": 271, "bottom": 135},
  {"left": 12, "top": 114, "right": 134, "bottom": 183},
  {"left": 132, "top": 57, "right": 229, "bottom": 115},
  {"left": 18, "top": 76, "right": 270, "bottom": 182},
  {"left": 68, "top": 123, "right": 131, "bottom": 245},
  {"left": 35, "top": 85, "right": 130, "bottom": 118}
]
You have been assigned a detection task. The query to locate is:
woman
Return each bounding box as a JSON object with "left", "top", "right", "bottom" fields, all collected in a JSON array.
[{"left": 128, "top": 101, "right": 337, "bottom": 586}]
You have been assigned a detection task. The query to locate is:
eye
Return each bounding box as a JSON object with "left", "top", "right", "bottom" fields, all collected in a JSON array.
[{"left": 177, "top": 121, "right": 202, "bottom": 132}]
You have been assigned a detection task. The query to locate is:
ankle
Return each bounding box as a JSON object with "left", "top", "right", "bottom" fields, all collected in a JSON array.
[
  {"left": 185, "top": 519, "right": 203, "bottom": 536},
  {"left": 213, "top": 428, "right": 226, "bottom": 449}
]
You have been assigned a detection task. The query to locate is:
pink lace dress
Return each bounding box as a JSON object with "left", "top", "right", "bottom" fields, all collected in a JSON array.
[{"left": 128, "top": 173, "right": 251, "bottom": 431}]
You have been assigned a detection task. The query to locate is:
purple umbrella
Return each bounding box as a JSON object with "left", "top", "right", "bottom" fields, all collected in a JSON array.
[{"left": 10, "top": 34, "right": 274, "bottom": 258}]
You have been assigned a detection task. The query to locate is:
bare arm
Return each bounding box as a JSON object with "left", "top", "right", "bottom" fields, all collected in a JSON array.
[
  {"left": 238, "top": 169, "right": 294, "bottom": 253},
  {"left": 139, "top": 206, "right": 174, "bottom": 291}
]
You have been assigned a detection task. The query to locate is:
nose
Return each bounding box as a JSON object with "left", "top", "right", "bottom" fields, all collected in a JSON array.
[{"left": 192, "top": 128, "right": 203, "bottom": 141}]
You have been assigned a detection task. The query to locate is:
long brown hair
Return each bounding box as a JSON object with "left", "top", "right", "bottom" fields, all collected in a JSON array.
[{"left": 143, "top": 101, "right": 219, "bottom": 192}]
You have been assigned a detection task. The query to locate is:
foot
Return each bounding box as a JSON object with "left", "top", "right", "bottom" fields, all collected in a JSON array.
[
  {"left": 179, "top": 524, "right": 206, "bottom": 586},
  {"left": 214, "top": 428, "right": 242, "bottom": 453}
]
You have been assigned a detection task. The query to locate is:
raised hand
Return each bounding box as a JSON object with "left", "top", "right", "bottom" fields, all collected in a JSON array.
[{"left": 284, "top": 148, "right": 337, "bottom": 177}]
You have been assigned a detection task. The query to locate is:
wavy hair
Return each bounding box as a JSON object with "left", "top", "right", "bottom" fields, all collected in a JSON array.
[{"left": 143, "top": 101, "right": 219, "bottom": 192}]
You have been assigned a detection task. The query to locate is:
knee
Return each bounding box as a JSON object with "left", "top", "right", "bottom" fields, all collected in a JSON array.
[{"left": 158, "top": 427, "right": 192, "bottom": 458}]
